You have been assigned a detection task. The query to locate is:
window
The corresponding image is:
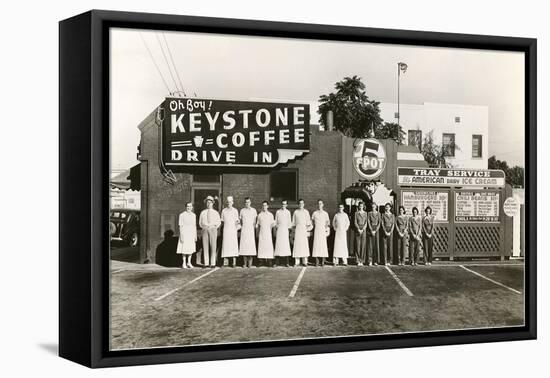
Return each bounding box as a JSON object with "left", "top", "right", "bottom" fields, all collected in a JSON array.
[
  {"left": 472, "top": 135, "right": 482, "bottom": 158},
  {"left": 442, "top": 133, "right": 456, "bottom": 157},
  {"left": 160, "top": 214, "right": 176, "bottom": 237},
  {"left": 408, "top": 130, "right": 422, "bottom": 151},
  {"left": 455, "top": 116, "right": 461, "bottom": 123},
  {"left": 192, "top": 174, "right": 221, "bottom": 183},
  {"left": 270, "top": 170, "right": 298, "bottom": 202}
]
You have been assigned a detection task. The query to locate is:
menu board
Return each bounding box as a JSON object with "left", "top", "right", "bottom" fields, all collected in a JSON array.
[
  {"left": 401, "top": 191, "right": 448, "bottom": 222},
  {"left": 455, "top": 192, "right": 499, "bottom": 222}
]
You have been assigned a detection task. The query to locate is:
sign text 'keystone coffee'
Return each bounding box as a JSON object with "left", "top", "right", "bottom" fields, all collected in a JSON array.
[{"left": 161, "top": 98, "right": 310, "bottom": 170}]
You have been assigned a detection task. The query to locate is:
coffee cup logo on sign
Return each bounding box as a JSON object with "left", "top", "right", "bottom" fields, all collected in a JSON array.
[{"left": 353, "top": 138, "right": 386, "bottom": 180}]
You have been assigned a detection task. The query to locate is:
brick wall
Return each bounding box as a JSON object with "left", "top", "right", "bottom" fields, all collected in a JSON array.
[{"left": 283, "top": 126, "right": 342, "bottom": 220}]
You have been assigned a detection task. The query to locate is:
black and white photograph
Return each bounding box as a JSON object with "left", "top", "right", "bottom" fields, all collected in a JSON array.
[{"left": 108, "top": 26, "right": 528, "bottom": 351}]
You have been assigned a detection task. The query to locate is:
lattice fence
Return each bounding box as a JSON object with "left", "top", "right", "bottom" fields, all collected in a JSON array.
[
  {"left": 433, "top": 226, "right": 450, "bottom": 256},
  {"left": 455, "top": 226, "right": 501, "bottom": 255}
]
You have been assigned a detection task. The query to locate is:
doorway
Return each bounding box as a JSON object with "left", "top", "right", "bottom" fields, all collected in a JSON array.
[{"left": 191, "top": 175, "right": 222, "bottom": 266}]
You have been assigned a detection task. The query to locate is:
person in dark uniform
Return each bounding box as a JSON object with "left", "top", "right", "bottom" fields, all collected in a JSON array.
[
  {"left": 155, "top": 229, "right": 182, "bottom": 267},
  {"left": 395, "top": 206, "right": 409, "bottom": 266},
  {"left": 380, "top": 203, "right": 395, "bottom": 265},
  {"left": 408, "top": 207, "right": 422, "bottom": 266},
  {"left": 422, "top": 206, "right": 435, "bottom": 266},
  {"left": 366, "top": 202, "right": 381, "bottom": 265},
  {"left": 354, "top": 201, "right": 368, "bottom": 266}
]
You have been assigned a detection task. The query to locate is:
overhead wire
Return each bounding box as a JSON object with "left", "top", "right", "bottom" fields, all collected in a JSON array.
[
  {"left": 162, "top": 33, "right": 187, "bottom": 97},
  {"left": 155, "top": 33, "right": 182, "bottom": 96},
  {"left": 139, "top": 32, "right": 173, "bottom": 95}
]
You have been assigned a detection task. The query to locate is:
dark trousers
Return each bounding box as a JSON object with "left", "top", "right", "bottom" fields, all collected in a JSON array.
[
  {"left": 409, "top": 236, "right": 421, "bottom": 264},
  {"left": 396, "top": 235, "right": 408, "bottom": 264},
  {"left": 355, "top": 230, "right": 367, "bottom": 263},
  {"left": 423, "top": 236, "right": 434, "bottom": 263},
  {"left": 276, "top": 256, "right": 290, "bottom": 266},
  {"left": 380, "top": 233, "right": 393, "bottom": 264},
  {"left": 367, "top": 232, "right": 379, "bottom": 264}
]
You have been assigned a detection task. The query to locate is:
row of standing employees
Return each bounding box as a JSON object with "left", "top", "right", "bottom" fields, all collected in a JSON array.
[{"left": 176, "top": 195, "right": 436, "bottom": 269}]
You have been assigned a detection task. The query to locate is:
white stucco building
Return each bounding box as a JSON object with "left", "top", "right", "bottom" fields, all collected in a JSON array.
[
  {"left": 379, "top": 102, "right": 489, "bottom": 169},
  {"left": 255, "top": 99, "right": 489, "bottom": 169}
]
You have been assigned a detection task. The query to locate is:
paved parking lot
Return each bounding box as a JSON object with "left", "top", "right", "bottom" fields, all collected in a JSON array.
[{"left": 110, "top": 261, "right": 524, "bottom": 350}]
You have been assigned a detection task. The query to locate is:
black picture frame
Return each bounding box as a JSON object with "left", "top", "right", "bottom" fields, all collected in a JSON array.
[{"left": 59, "top": 9, "right": 537, "bottom": 368}]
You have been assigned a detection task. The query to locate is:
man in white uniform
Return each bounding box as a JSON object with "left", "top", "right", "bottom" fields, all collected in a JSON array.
[
  {"left": 292, "top": 199, "right": 312, "bottom": 267},
  {"left": 311, "top": 199, "right": 330, "bottom": 267},
  {"left": 221, "top": 196, "right": 240, "bottom": 268},
  {"left": 239, "top": 197, "right": 257, "bottom": 268},
  {"left": 333, "top": 203, "right": 350, "bottom": 266},
  {"left": 274, "top": 200, "right": 292, "bottom": 267},
  {"left": 256, "top": 200, "right": 275, "bottom": 267},
  {"left": 198, "top": 196, "right": 221, "bottom": 268}
]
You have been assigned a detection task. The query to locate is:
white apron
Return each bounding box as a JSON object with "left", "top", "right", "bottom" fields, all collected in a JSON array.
[
  {"left": 311, "top": 210, "right": 330, "bottom": 257},
  {"left": 257, "top": 211, "right": 275, "bottom": 259},
  {"left": 333, "top": 212, "right": 350, "bottom": 258},
  {"left": 239, "top": 207, "right": 257, "bottom": 256},
  {"left": 177, "top": 211, "right": 196, "bottom": 255},
  {"left": 292, "top": 209, "right": 311, "bottom": 258},
  {"left": 221, "top": 207, "right": 239, "bottom": 258},
  {"left": 274, "top": 209, "right": 292, "bottom": 257}
]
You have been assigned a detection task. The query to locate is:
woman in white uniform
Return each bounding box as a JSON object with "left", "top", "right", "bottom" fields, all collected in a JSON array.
[
  {"left": 256, "top": 201, "right": 275, "bottom": 267},
  {"left": 332, "top": 203, "right": 350, "bottom": 266},
  {"left": 239, "top": 197, "right": 258, "bottom": 268},
  {"left": 177, "top": 202, "right": 197, "bottom": 268},
  {"left": 274, "top": 200, "right": 292, "bottom": 267},
  {"left": 311, "top": 199, "right": 330, "bottom": 267},
  {"left": 292, "top": 199, "right": 312, "bottom": 267},
  {"left": 221, "top": 196, "right": 239, "bottom": 268}
]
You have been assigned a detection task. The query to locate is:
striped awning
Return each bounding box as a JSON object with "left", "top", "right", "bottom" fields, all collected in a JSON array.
[{"left": 397, "top": 144, "right": 428, "bottom": 168}]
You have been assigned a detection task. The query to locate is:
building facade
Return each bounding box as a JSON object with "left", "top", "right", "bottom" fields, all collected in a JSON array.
[
  {"left": 135, "top": 98, "right": 511, "bottom": 264},
  {"left": 137, "top": 105, "right": 343, "bottom": 262},
  {"left": 379, "top": 102, "right": 489, "bottom": 169}
]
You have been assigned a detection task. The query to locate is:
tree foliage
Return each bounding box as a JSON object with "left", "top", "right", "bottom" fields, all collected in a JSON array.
[
  {"left": 419, "top": 130, "right": 459, "bottom": 168},
  {"left": 420, "top": 131, "right": 444, "bottom": 167},
  {"left": 420, "top": 130, "right": 460, "bottom": 168},
  {"left": 318, "top": 75, "right": 404, "bottom": 143},
  {"left": 488, "top": 155, "right": 525, "bottom": 187},
  {"left": 375, "top": 122, "right": 405, "bottom": 145}
]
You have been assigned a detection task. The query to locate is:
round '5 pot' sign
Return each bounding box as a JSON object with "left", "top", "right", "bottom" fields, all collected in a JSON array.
[{"left": 353, "top": 138, "right": 386, "bottom": 179}]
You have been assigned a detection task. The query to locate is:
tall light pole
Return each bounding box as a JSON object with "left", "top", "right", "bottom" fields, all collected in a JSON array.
[{"left": 397, "top": 62, "right": 408, "bottom": 128}]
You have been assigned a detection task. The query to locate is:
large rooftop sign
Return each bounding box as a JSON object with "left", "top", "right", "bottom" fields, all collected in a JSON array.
[
  {"left": 160, "top": 98, "right": 310, "bottom": 170},
  {"left": 397, "top": 167, "right": 506, "bottom": 188}
]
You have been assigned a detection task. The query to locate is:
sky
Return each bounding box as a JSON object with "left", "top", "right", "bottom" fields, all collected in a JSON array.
[{"left": 110, "top": 28, "right": 525, "bottom": 171}]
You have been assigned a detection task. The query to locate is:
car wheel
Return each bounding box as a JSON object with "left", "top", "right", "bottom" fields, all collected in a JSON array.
[{"left": 129, "top": 232, "right": 139, "bottom": 247}]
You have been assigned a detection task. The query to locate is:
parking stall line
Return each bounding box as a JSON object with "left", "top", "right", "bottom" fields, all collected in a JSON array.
[
  {"left": 458, "top": 263, "right": 524, "bottom": 267},
  {"left": 288, "top": 267, "right": 307, "bottom": 298},
  {"left": 385, "top": 266, "right": 414, "bottom": 297},
  {"left": 154, "top": 267, "right": 220, "bottom": 301},
  {"left": 459, "top": 265, "right": 522, "bottom": 294}
]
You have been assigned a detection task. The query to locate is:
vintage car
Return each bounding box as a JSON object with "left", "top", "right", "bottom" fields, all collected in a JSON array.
[{"left": 110, "top": 209, "right": 140, "bottom": 247}]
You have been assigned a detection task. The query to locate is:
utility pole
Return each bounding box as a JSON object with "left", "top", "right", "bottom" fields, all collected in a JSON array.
[{"left": 397, "top": 62, "right": 408, "bottom": 128}]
